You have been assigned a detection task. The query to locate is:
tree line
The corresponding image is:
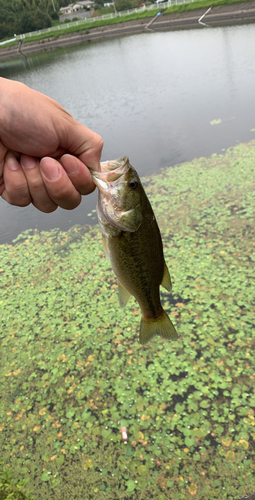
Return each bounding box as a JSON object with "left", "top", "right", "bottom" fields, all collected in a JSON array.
[
  {"left": 0, "top": 0, "right": 70, "bottom": 40},
  {"left": 0, "top": 0, "right": 154, "bottom": 41}
]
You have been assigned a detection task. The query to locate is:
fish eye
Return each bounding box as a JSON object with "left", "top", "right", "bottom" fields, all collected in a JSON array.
[{"left": 129, "top": 179, "right": 138, "bottom": 190}]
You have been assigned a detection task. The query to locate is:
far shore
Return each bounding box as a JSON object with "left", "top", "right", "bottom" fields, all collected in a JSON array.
[{"left": 1, "top": 1, "right": 255, "bottom": 62}]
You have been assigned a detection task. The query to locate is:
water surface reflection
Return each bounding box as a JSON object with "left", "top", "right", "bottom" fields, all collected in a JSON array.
[{"left": 1, "top": 24, "right": 255, "bottom": 243}]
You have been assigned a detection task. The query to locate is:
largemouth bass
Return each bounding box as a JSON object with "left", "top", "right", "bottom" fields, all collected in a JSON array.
[{"left": 90, "top": 156, "right": 177, "bottom": 345}]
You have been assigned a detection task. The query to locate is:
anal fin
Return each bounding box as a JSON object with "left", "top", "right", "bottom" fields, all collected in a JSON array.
[{"left": 161, "top": 262, "right": 172, "bottom": 291}]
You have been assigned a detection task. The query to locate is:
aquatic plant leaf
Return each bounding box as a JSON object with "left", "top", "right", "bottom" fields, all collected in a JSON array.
[{"left": 0, "top": 141, "right": 255, "bottom": 498}]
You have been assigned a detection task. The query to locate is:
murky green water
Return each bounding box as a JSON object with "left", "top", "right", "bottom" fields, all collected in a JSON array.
[
  {"left": 0, "top": 139, "right": 255, "bottom": 499},
  {"left": 1, "top": 23, "right": 255, "bottom": 244}
]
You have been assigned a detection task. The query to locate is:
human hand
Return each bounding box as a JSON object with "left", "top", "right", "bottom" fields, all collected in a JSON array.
[{"left": 0, "top": 77, "right": 103, "bottom": 212}]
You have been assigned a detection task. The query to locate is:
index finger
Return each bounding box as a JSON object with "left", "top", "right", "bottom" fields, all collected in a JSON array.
[
  {"left": 60, "top": 154, "right": 96, "bottom": 195},
  {"left": 40, "top": 157, "right": 82, "bottom": 209}
]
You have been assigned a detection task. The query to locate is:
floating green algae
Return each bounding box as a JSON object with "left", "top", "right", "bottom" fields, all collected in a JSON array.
[
  {"left": 0, "top": 141, "right": 255, "bottom": 499},
  {"left": 210, "top": 119, "right": 222, "bottom": 125}
]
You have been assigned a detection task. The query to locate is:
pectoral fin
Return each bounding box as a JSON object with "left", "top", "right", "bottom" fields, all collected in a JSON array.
[
  {"left": 118, "top": 280, "right": 131, "bottom": 308},
  {"left": 161, "top": 262, "right": 172, "bottom": 291},
  {"left": 102, "top": 234, "right": 110, "bottom": 260}
]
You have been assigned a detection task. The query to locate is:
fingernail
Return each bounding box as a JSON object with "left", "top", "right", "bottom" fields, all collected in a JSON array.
[
  {"left": 7, "top": 155, "right": 20, "bottom": 171},
  {"left": 41, "top": 158, "right": 60, "bottom": 181},
  {"left": 21, "top": 156, "right": 38, "bottom": 169},
  {"left": 62, "top": 155, "right": 79, "bottom": 175}
]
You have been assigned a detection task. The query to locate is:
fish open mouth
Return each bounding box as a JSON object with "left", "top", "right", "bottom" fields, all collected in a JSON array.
[
  {"left": 90, "top": 156, "right": 129, "bottom": 194},
  {"left": 100, "top": 156, "right": 128, "bottom": 172}
]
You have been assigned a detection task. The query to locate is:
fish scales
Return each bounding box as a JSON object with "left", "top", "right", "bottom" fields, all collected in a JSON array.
[
  {"left": 108, "top": 216, "right": 164, "bottom": 319},
  {"left": 90, "top": 156, "right": 178, "bottom": 345}
]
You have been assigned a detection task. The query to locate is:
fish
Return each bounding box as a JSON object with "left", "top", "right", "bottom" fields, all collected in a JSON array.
[{"left": 90, "top": 156, "right": 178, "bottom": 345}]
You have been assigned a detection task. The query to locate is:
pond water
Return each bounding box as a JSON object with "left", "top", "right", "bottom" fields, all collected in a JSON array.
[
  {"left": 1, "top": 23, "right": 255, "bottom": 244},
  {"left": 1, "top": 22, "right": 255, "bottom": 499},
  {"left": 1, "top": 138, "right": 255, "bottom": 499}
]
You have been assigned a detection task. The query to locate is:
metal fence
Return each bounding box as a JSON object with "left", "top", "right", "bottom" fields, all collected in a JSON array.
[{"left": 16, "top": 0, "right": 194, "bottom": 40}]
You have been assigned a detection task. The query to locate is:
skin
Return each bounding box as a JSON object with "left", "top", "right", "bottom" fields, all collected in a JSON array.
[{"left": 0, "top": 77, "right": 103, "bottom": 212}]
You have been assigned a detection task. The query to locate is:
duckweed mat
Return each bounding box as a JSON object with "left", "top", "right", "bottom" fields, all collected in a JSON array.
[{"left": 0, "top": 140, "right": 255, "bottom": 499}]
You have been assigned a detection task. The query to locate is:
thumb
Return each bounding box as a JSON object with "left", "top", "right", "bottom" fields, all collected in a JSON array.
[{"left": 62, "top": 118, "right": 103, "bottom": 172}]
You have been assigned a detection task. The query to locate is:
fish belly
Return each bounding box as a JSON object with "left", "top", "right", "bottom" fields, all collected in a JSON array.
[{"left": 107, "top": 224, "right": 164, "bottom": 318}]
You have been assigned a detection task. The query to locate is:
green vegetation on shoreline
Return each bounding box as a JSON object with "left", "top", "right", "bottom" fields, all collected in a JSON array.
[
  {"left": 1, "top": 0, "right": 255, "bottom": 47},
  {"left": 164, "top": 0, "right": 255, "bottom": 14},
  {"left": 0, "top": 140, "right": 255, "bottom": 499}
]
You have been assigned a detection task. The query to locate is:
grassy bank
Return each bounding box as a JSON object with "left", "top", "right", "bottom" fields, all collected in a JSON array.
[
  {"left": 164, "top": 0, "right": 255, "bottom": 13},
  {"left": 0, "top": 140, "right": 255, "bottom": 499},
  {"left": 0, "top": 10, "right": 158, "bottom": 47},
  {"left": 1, "top": 0, "right": 255, "bottom": 47}
]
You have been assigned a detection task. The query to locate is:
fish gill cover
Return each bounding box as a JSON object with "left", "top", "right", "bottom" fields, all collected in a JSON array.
[{"left": 0, "top": 140, "right": 255, "bottom": 499}]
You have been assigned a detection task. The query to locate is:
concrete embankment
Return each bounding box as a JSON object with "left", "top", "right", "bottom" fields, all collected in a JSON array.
[{"left": 1, "top": 1, "right": 255, "bottom": 62}]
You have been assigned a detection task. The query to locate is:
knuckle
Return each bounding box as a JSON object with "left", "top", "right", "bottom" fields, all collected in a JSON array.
[
  {"left": 63, "top": 198, "right": 81, "bottom": 210},
  {"left": 97, "top": 135, "right": 104, "bottom": 148},
  {"left": 34, "top": 202, "right": 57, "bottom": 213},
  {"left": 95, "top": 136, "right": 104, "bottom": 153},
  {"left": 54, "top": 186, "right": 71, "bottom": 200},
  {"left": 80, "top": 183, "right": 95, "bottom": 196},
  {"left": 9, "top": 196, "right": 30, "bottom": 207},
  {"left": 30, "top": 178, "right": 44, "bottom": 192},
  {"left": 6, "top": 184, "right": 31, "bottom": 207}
]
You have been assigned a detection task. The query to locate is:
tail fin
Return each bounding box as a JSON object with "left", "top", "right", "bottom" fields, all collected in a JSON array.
[{"left": 139, "top": 309, "right": 178, "bottom": 345}]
